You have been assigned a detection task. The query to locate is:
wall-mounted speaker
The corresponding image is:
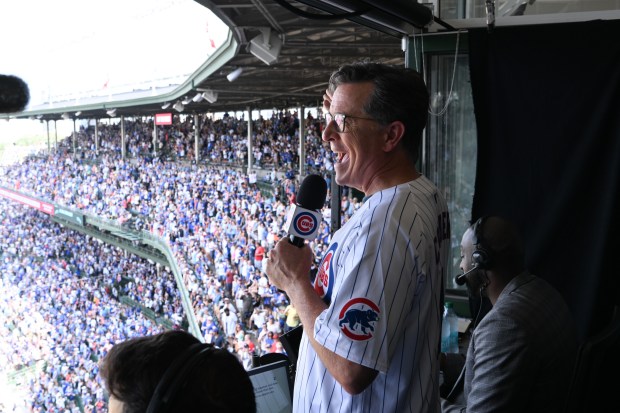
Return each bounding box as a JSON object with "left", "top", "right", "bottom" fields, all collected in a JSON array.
[
  {"left": 202, "top": 90, "right": 218, "bottom": 104},
  {"left": 249, "top": 28, "right": 281, "bottom": 65}
]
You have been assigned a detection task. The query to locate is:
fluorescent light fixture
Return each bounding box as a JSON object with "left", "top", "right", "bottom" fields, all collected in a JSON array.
[
  {"left": 75, "top": 111, "right": 82, "bottom": 117},
  {"left": 161, "top": 102, "right": 171, "bottom": 109},
  {"left": 182, "top": 96, "right": 192, "bottom": 105},
  {"left": 173, "top": 101, "right": 184, "bottom": 112},
  {"left": 61, "top": 113, "right": 71, "bottom": 120},
  {"left": 192, "top": 92, "right": 204, "bottom": 103},
  {"left": 227, "top": 67, "right": 243, "bottom": 82},
  {"left": 202, "top": 90, "right": 218, "bottom": 104},
  {"left": 106, "top": 109, "right": 117, "bottom": 117}
]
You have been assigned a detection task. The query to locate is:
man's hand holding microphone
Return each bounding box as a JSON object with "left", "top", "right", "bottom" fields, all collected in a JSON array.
[{"left": 266, "top": 174, "right": 326, "bottom": 293}]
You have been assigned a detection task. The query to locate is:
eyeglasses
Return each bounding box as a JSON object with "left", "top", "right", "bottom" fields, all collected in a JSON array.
[{"left": 325, "top": 112, "right": 377, "bottom": 133}]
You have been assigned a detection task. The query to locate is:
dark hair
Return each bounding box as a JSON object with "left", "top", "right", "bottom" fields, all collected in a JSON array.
[
  {"left": 328, "top": 61, "right": 429, "bottom": 162},
  {"left": 100, "top": 330, "right": 256, "bottom": 413},
  {"left": 473, "top": 215, "right": 525, "bottom": 272}
]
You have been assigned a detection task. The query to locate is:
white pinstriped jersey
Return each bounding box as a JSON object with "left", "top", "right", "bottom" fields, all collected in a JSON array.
[{"left": 295, "top": 176, "right": 450, "bottom": 413}]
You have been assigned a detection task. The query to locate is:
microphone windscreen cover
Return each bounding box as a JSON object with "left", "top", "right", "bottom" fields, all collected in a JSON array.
[
  {"left": 296, "top": 174, "right": 327, "bottom": 211},
  {"left": 0, "top": 74, "right": 30, "bottom": 113}
]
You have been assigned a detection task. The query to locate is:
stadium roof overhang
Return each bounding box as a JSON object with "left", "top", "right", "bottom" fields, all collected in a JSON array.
[
  {"left": 14, "top": 0, "right": 429, "bottom": 122},
  {"left": 10, "top": 0, "right": 620, "bottom": 122}
]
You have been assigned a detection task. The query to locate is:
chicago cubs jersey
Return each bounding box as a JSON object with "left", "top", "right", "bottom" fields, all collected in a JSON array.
[{"left": 294, "top": 176, "right": 450, "bottom": 413}]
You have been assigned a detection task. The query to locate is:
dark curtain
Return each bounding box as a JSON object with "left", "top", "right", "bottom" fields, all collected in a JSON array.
[{"left": 468, "top": 20, "right": 620, "bottom": 341}]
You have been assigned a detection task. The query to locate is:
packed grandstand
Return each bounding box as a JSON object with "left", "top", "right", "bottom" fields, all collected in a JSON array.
[{"left": 0, "top": 111, "right": 362, "bottom": 412}]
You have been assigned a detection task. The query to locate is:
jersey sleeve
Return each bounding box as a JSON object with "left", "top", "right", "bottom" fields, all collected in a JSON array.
[{"left": 313, "top": 193, "right": 426, "bottom": 373}]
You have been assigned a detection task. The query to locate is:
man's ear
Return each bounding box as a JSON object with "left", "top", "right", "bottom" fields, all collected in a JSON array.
[{"left": 382, "top": 120, "right": 406, "bottom": 152}]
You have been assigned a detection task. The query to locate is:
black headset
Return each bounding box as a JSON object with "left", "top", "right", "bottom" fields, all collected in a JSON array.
[
  {"left": 446, "top": 216, "right": 497, "bottom": 400},
  {"left": 146, "top": 342, "right": 216, "bottom": 413},
  {"left": 454, "top": 216, "right": 494, "bottom": 286},
  {"left": 472, "top": 216, "right": 493, "bottom": 270}
]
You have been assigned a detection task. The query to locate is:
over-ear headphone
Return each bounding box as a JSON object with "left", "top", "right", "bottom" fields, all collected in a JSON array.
[
  {"left": 472, "top": 216, "right": 493, "bottom": 270},
  {"left": 146, "top": 342, "right": 215, "bottom": 413}
]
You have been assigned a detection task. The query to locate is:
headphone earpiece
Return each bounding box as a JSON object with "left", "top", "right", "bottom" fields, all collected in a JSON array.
[
  {"left": 471, "top": 249, "right": 490, "bottom": 268},
  {"left": 472, "top": 216, "right": 493, "bottom": 270},
  {"left": 146, "top": 343, "right": 215, "bottom": 413}
]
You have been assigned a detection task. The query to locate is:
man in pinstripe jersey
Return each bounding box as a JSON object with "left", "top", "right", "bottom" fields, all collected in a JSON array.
[{"left": 267, "top": 62, "right": 450, "bottom": 412}]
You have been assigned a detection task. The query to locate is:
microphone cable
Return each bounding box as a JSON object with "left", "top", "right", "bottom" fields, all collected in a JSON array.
[{"left": 445, "top": 285, "right": 487, "bottom": 402}]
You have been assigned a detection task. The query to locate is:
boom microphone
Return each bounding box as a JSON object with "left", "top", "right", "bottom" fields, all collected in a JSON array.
[
  {"left": 455, "top": 265, "right": 479, "bottom": 286},
  {"left": 0, "top": 74, "right": 30, "bottom": 113},
  {"left": 285, "top": 174, "right": 327, "bottom": 247}
]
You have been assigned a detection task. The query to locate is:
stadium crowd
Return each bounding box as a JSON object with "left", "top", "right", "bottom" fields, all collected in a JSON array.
[
  {"left": 0, "top": 111, "right": 363, "bottom": 411},
  {"left": 0, "top": 199, "right": 167, "bottom": 412}
]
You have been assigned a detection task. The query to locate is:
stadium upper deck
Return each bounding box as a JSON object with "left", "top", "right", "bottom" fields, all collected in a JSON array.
[{"left": 8, "top": 0, "right": 620, "bottom": 123}]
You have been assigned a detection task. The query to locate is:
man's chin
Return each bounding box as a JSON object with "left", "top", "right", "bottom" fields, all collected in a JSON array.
[
  {"left": 333, "top": 162, "right": 349, "bottom": 181},
  {"left": 466, "top": 284, "right": 488, "bottom": 298},
  {"left": 332, "top": 168, "right": 342, "bottom": 184}
]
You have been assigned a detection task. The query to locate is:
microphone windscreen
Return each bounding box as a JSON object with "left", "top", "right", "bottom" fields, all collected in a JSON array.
[
  {"left": 0, "top": 74, "right": 30, "bottom": 113},
  {"left": 296, "top": 174, "right": 327, "bottom": 210}
]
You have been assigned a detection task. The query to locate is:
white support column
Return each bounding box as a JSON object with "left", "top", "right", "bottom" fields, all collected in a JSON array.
[
  {"left": 121, "top": 115, "right": 126, "bottom": 160},
  {"left": 46, "top": 120, "right": 50, "bottom": 154},
  {"left": 194, "top": 113, "right": 200, "bottom": 163},
  {"left": 95, "top": 119, "right": 99, "bottom": 154},
  {"left": 153, "top": 119, "right": 157, "bottom": 157},
  {"left": 72, "top": 119, "right": 76, "bottom": 158},
  {"left": 298, "top": 105, "right": 306, "bottom": 179},
  {"left": 247, "top": 106, "right": 253, "bottom": 173}
]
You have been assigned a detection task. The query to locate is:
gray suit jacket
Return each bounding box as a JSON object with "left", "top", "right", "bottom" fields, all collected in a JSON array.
[{"left": 442, "top": 272, "right": 578, "bottom": 413}]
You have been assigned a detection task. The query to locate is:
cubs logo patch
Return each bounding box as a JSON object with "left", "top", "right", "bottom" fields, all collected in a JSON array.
[
  {"left": 293, "top": 211, "right": 317, "bottom": 236},
  {"left": 338, "top": 297, "right": 380, "bottom": 341},
  {"left": 314, "top": 243, "right": 336, "bottom": 302}
]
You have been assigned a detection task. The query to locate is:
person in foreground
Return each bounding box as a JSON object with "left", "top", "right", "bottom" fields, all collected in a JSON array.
[
  {"left": 100, "top": 329, "right": 256, "bottom": 413},
  {"left": 441, "top": 215, "right": 578, "bottom": 413},
  {"left": 266, "top": 61, "right": 451, "bottom": 412}
]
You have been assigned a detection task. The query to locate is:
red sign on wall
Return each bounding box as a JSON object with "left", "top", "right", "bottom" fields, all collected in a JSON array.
[
  {"left": 155, "top": 113, "right": 173, "bottom": 125},
  {"left": 0, "top": 187, "right": 55, "bottom": 215}
]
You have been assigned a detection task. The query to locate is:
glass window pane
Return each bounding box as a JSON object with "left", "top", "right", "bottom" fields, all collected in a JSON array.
[{"left": 424, "top": 53, "right": 477, "bottom": 289}]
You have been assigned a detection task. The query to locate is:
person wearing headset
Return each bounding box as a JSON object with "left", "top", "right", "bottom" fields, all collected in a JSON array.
[
  {"left": 100, "top": 330, "right": 256, "bottom": 413},
  {"left": 441, "top": 215, "right": 578, "bottom": 413}
]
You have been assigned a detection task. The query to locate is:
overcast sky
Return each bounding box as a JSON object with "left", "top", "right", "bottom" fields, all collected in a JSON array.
[
  {"left": 2, "top": 0, "right": 229, "bottom": 106},
  {"left": 0, "top": 0, "right": 229, "bottom": 140}
]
